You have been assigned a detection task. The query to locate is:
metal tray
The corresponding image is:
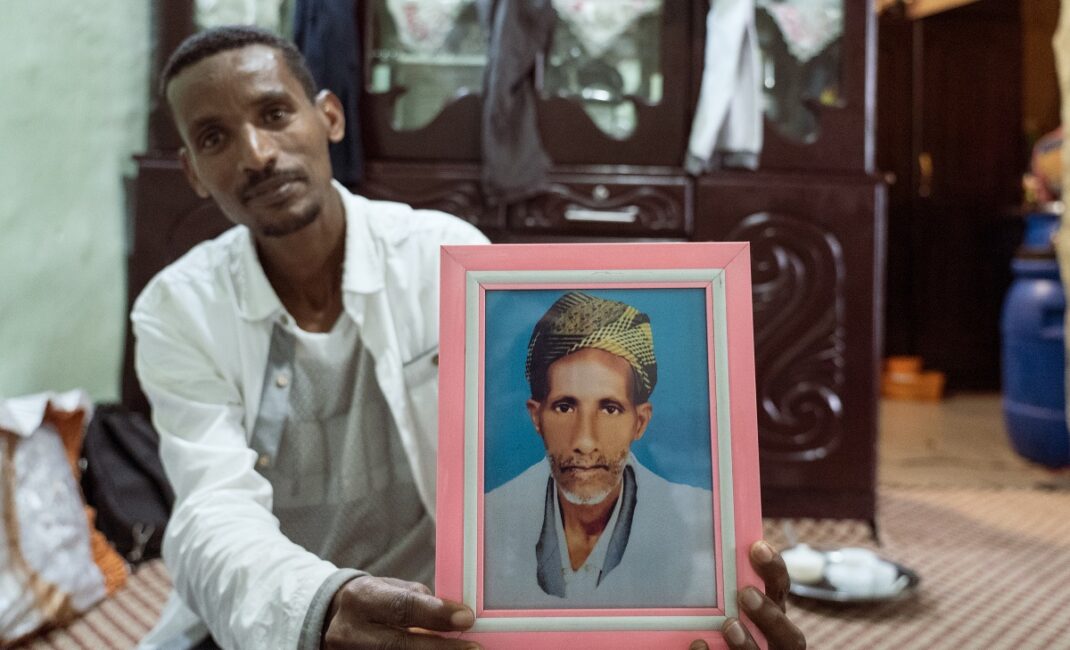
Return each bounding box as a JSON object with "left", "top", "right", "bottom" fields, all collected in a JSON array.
[{"left": 786, "top": 547, "right": 921, "bottom": 603}]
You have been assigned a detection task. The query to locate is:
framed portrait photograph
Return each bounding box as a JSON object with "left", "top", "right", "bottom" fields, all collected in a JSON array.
[{"left": 436, "top": 242, "right": 765, "bottom": 649}]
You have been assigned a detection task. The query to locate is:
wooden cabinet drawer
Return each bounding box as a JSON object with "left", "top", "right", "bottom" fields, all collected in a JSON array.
[{"left": 507, "top": 173, "right": 692, "bottom": 238}]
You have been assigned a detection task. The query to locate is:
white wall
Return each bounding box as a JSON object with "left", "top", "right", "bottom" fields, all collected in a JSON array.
[{"left": 0, "top": 2, "right": 151, "bottom": 400}]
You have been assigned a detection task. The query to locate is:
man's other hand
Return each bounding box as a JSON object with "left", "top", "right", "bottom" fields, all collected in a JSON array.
[
  {"left": 692, "top": 540, "right": 807, "bottom": 650},
  {"left": 323, "top": 575, "right": 480, "bottom": 649}
]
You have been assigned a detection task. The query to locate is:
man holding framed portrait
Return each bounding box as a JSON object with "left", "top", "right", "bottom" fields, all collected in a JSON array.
[{"left": 134, "top": 23, "right": 804, "bottom": 650}]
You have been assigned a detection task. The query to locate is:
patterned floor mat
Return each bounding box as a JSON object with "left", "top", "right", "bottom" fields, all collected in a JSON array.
[{"left": 17, "top": 486, "right": 1070, "bottom": 649}]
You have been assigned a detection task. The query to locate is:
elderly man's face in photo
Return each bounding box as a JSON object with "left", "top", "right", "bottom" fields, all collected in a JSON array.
[
  {"left": 167, "top": 45, "right": 343, "bottom": 238},
  {"left": 527, "top": 348, "right": 652, "bottom": 505}
]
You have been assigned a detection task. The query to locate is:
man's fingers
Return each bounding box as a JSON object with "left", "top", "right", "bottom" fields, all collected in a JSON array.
[
  {"left": 739, "top": 587, "right": 807, "bottom": 650},
  {"left": 732, "top": 542, "right": 808, "bottom": 649},
  {"left": 380, "top": 576, "right": 434, "bottom": 596},
  {"left": 749, "top": 541, "right": 790, "bottom": 610},
  {"left": 329, "top": 622, "right": 479, "bottom": 650},
  {"left": 721, "top": 618, "right": 760, "bottom": 650},
  {"left": 347, "top": 576, "right": 475, "bottom": 632}
]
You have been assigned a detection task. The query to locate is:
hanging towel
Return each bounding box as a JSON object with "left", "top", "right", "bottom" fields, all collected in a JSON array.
[
  {"left": 550, "top": 0, "right": 660, "bottom": 58},
  {"left": 294, "top": 0, "right": 364, "bottom": 186},
  {"left": 479, "top": 0, "right": 557, "bottom": 205},
  {"left": 686, "top": 0, "right": 763, "bottom": 173},
  {"left": 757, "top": 0, "right": 843, "bottom": 65},
  {"left": 195, "top": 0, "right": 288, "bottom": 30},
  {"left": 386, "top": 0, "right": 475, "bottom": 54}
]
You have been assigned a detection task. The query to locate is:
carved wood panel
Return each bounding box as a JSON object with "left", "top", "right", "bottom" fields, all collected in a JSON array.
[
  {"left": 726, "top": 212, "right": 846, "bottom": 463},
  {"left": 361, "top": 178, "right": 490, "bottom": 227},
  {"left": 359, "top": 162, "right": 504, "bottom": 231},
  {"left": 695, "top": 172, "right": 885, "bottom": 520}
]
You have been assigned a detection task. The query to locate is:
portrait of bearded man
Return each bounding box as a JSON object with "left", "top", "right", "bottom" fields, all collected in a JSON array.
[{"left": 483, "top": 291, "right": 716, "bottom": 609}]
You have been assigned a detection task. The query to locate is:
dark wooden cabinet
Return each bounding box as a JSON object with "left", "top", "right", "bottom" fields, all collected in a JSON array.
[{"left": 128, "top": 0, "right": 885, "bottom": 521}]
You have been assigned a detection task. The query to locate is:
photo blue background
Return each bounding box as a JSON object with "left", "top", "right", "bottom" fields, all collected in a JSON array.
[{"left": 483, "top": 288, "right": 713, "bottom": 492}]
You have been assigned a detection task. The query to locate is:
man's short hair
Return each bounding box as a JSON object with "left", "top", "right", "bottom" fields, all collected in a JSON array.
[
  {"left": 526, "top": 292, "right": 658, "bottom": 404},
  {"left": 159, "top": 25, "right": 317, "bottom": 102}
]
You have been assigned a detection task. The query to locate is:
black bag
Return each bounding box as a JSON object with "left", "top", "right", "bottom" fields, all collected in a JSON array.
[{"left": 81, "top": 404, "right": 175, "bottom": 564}]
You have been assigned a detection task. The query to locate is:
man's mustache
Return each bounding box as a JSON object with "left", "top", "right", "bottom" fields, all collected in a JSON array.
[
  {"left": 240, "top": 169, "right": 307, "bottom": 203},
  {"left": 552, "top": 454, "right": 619, "bottom": 471}
]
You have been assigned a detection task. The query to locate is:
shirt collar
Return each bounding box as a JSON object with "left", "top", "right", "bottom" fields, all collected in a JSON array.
[
  {"left": 337, "top": 180, "right": 385, "bottom": 296},
  {"left": 535, "top": 457, "right": 638, "bottom": 597},
  {"left": 231, "top": 180, "right": 384, "bottom": 322}
]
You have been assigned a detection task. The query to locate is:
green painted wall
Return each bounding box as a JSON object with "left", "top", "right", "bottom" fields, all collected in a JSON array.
[{"left": 0, "top": 3, "right": 150, "bottom": 400}]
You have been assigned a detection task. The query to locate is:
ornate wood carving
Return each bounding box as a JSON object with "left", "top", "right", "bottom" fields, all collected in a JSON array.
[
  {"left": 728, "top": 212, "right": 846, "bottom": 462},
  {"left": 359, "top": 178, "right": 491, "bottom": 228}
]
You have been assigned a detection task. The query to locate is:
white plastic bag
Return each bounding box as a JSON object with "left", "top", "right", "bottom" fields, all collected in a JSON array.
[{"left": 0, "top": 390, "right": 105, "bottom": 644}]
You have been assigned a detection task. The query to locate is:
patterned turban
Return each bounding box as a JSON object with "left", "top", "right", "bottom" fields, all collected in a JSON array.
[{"left": 525, "top": 292, "right": 657, "bottom": 403}]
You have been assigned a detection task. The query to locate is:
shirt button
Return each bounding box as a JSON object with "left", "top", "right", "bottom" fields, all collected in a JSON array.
[
  {"left": 275, "top": 372, "right": 289, "bottom": 388},
  {"left": 257, "top": 454, "right": 270, "bottom": 468}
]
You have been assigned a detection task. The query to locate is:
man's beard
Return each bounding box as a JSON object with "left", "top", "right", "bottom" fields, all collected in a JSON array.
[
  {"left": 548, "top": 450, "right": 629, "bottom": 506},
  {"left": 240, "top": 168, "right": 320, "bottom": 237},
  {"left": 260, "top": 202, "right": 320, "bottom": 237}
]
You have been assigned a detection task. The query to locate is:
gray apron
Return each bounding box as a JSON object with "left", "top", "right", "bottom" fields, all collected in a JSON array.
[{"left": 247, "top": 322, "right": 435, "bottom": 584}]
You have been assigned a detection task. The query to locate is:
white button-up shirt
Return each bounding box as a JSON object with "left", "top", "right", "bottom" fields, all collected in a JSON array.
[{"left": 132, "top": 182, "right": 487, "bottom": 649}]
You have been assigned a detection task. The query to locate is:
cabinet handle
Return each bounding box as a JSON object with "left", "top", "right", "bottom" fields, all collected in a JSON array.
[
  {"left": 918, "top": 152, "right": 933, "bottom": 198},
  {"left": 564, "top": 205, "right": 640, "bottom": 224}
]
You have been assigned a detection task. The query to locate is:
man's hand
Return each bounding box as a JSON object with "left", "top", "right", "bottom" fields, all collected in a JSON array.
[
  {"left": 691, "top": 541, "right": 806, "bottom": 650},
  {"left": 323, "top": 575, "right": 480, "bottom": 649}
]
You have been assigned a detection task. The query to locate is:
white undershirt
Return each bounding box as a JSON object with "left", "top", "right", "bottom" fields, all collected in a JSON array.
[{"left": 289, "top": 316, "right": 357, "bottom": 418}]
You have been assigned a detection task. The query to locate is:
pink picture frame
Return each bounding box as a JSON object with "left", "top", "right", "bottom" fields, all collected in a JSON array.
[{"left": 437, "top": 242, "right": 766, "bottom": 649}]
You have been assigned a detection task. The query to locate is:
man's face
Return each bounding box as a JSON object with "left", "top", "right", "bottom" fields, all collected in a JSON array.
[
  {"left": 527, "top": 348, "right": 652, "bottom": 506},
  {"left": 167, "top": 45, "right": 344, "bottom": 238}
]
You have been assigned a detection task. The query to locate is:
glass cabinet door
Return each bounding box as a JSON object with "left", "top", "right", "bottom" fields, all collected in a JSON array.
[
  {"left": 755, "top": 0, "right": 845, "bottom": 144},
  {"left": 366, "top": 0, "right": 487, "bottom": 131},
  {"left": 361, "top": 0, "right": 689, "bottom": 165},
  {"left": 540, "top": 0, "right": 665, "bottom": 141}
]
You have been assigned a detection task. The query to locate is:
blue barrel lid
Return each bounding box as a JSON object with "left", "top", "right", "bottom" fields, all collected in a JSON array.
[{"left": 1017, "top": 206, "right": 1063, "bottom": 260}]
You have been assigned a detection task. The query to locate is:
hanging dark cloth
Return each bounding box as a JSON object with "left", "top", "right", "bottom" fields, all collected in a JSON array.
[
  {"left": 294, "top": 0, "right": 364, "bottom": 186},
  {"left": 479, "top": 0, "right": 556, "bottom": 205}
]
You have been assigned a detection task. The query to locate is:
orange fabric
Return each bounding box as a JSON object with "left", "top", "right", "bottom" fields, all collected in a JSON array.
[
  {"left": 1, "top": 429, "right": 78, "bottom": 644},
  {"left": 85, "top": 506, "right": 130, "bottom": 594},
  {"left": 45, "top": 404, "right": 129, "bottom": 595}
]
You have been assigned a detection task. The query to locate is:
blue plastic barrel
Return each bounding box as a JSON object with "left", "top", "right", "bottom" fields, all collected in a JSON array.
[{"left": 1001, "top": 210, "right": 1070, "bottom": 468}]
